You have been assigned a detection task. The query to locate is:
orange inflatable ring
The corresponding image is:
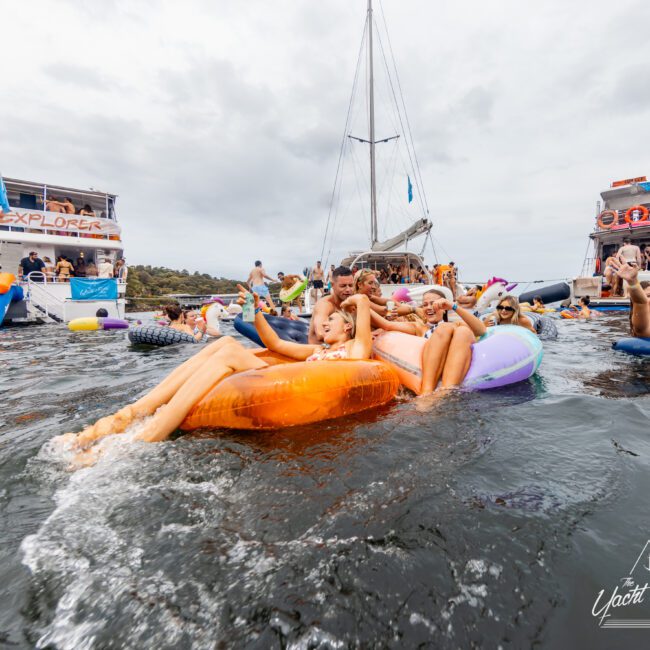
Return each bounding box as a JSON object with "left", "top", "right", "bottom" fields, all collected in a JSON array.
[
  {"left": 0, "top": 272, "right": 16, "bottom": 294},
  {"left": 436, "top": 264, "right": 451, "bottom": 285},
  {"left": 181, "top": 358, "right": 399, "bottom": 431},
  {"left": 624, "top": 205, "right": 649, "bottom": 224},
  {"left": 597, "top": 210, "right": 618, "bottom": 229},
  {"left": 560, "top": 310, "right": 575, "bottom": 319}
]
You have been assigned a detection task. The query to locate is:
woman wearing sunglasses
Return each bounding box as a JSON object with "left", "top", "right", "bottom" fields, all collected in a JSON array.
[{"left": 485, "top": 295, "right": 537, "bottom": 333}]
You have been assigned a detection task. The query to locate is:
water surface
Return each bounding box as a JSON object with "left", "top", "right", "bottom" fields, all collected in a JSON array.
[{"left": 1, "top": 314, "right": 649, "bottom": 648}]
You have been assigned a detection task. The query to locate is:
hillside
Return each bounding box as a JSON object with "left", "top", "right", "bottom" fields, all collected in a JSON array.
[{"left": 126, "top": 265, "right": 265, "bottom": 311}]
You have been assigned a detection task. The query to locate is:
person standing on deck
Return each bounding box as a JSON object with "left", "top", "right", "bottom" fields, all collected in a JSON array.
[
  {"left": 247, "top": 260, "right": 276, "bottom": 310},
  {"left": 310, "top": 261, "right": 325, "bottom": 303}
]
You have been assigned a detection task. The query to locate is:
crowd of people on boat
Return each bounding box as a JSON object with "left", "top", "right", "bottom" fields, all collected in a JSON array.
[
  {"left": 18, "top": 251, "right": 127, "bottom": 282},
  {"left": 45, "top": 197, "right": 96, "bottom": 217}
]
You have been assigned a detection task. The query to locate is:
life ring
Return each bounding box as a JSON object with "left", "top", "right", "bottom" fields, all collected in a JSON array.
[
  {"left": 180, "top": 359, "right": 399, "bottom": 430},
  {"left": 372, "top": 326, "right": 543, "bottom": 393},
  {"left": 624, "top": 205, "right": 649, "bottom": 224},
  {"left": 68, "top": 317, "right": 129, "bottom": 331},
  {"left": 595, "top": 258, "right": 601, "bottom": 274},
  {"left": 597, "top": 210, "right": 618, "bottom": 229},
  {"left": 128, "top": 325, "right": 198, "bottom": 346}
]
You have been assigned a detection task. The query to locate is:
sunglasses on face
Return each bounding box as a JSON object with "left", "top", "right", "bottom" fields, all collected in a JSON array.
[{"left": 497, "top": 305, "right": 515, "bottom": 313}]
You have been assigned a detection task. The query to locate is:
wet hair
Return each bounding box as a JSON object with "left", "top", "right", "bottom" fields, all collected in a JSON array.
[
  {"left": 95, "top": 308, "right": 108, "bottom": 317},
  {"left": 580, "top": 296, "right": 591, "bottom": 306},
  {"left": 281, "top": 305, "right": 292, "bottom": 316},
  {"left": 496, "top": 295, "right": 521, "bottom": 325},
  {"left": 164, "top": 304, "right": 183, "bottom": 321},
  {"left": 255, "top": 260, "right": 262, "bottom": 267},
  {"left": 353, "top": 268, "right": 377, "bottom": 293},
  {"left": 332, "top": 266, "right": 353, "bottom": 281},
  {"left": 533, "top": 295, "right": 544, "bottom": 304}
]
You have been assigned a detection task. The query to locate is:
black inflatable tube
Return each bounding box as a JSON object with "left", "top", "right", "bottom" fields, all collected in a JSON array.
[
  {"left": 128, "top": 325, "right": 198, "bottom": 346},
  {"left": 233, "top": 313, "right": 309, "bottom": 346},
  {"left": 525, "top": 312, "right": 558, "bottom": 341},
  {"left": 519, "top": 282, "right": 570, "bottom": 306}
]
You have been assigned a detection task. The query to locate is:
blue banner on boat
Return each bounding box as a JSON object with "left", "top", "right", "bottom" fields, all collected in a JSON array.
[
  {"left": 639, "top": 181, "right": 650, "bottom": 193},
  {"left": 0, "top": 175, "right": 10, "bottom": 213},
  {"left": 70, "top": 278, "right": 118, "bottom": 301}
]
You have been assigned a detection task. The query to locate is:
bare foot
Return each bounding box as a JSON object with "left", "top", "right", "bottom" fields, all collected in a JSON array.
[
  {"left": 51, "top": 432, "right": 78, "bottom": 448},
  {"left": 69, "top": 446, "right": 103, "bottom": 469},
  {"left": 75, "top": 406, "right": 135, "bottom": 449},
  {"left": 415, "top": 389, "right": 451, "bottom": 413}
]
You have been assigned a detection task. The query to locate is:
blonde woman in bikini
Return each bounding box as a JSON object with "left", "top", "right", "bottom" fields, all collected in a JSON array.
[{"left": 57, "top": 286, "right": 372, "bottom": 452}]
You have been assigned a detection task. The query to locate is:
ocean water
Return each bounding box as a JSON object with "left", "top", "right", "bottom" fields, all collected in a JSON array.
[{"left": 0, "top": 314, "right": 649, "bottom": 648}]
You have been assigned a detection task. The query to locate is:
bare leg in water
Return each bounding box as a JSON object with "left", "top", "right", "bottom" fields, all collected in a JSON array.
[
  {"left": 61, "top": 337, "right": 266, "bottom": 450},
  {"left": 419, "top": 324, "right": 474, "bottom": 395}
]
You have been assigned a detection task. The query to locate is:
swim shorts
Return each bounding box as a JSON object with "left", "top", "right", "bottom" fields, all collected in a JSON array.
[
  {"left": 252, "top": 284, "right": 270, "bottom": 297},
  {"left": 313, "top": 280, "right": 324, "bottom": 289}
]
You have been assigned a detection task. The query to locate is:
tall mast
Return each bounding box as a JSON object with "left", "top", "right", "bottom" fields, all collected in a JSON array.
[{"left": 368, "top": 0, "right": 378, "bottom": 246}]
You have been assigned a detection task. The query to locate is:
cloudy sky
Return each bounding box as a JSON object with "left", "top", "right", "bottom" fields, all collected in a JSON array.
[{"left": 2, "top": 0, "right": 649, "bottom": 285}]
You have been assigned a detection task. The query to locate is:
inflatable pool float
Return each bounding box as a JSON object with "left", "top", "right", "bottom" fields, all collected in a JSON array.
[
  {"left": 180, "top": 358, "right": 399, "bottom": 430},
  {"left": 372, "top": 326, "right": 543, "bottom": 392},
  {"left": 525, "top": 312, "right": 558, "bottom": 340},
  {"left": 128, "top": 325, "right": 198, "bottom": 346},
  {"left": 612, "top": 338, "right": 650, "bottom": 356},
  {"left": 279, "top": 277, "right": 309, "bottom": 302},
  {"left": 233, "top": 313, "right": 309, "bottom": 346},
  {"left": 392, "top": 284, "right": 452, "bottom": 304},
  {"left": 0, "top": 281, "right": 22, "bottom": 326},
  {"left": 560, "top": 310, "right": 576, "bottom": 319},
  {"left": 68, "top": 317, "right": 129, "bottom": 331},
  {"left": 519, "top": 282, "right": 570, "bottom": 306},
  {"left": 0, "top": 272, "right": 16, "bottom": 294}
]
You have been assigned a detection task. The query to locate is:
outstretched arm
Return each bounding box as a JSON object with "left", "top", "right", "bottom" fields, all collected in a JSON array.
[
  {"left": 369, "top": 308, "right": 419, "bottom": 335},
  {"left": 611, "top": 262, "right": 650, "bottom": 336},
  {"left": 237, "top": 285, "right": 317, "bottom": 360},
  {"left": 452, "top": 302, "right": 487, "bottom": 337}
]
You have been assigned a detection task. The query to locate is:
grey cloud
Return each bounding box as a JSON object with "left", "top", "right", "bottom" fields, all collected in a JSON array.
[{"left": 43, "top": 63, "right": 119, "bottom": 91}]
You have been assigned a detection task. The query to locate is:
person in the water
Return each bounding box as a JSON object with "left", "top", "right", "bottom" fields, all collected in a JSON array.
[
  {"left": 611, "top": 260, "right": 650, "bottom": 338},
  {"left": 484, "top": 296, "right": 537, "bottom": 333},
  {"left": 59, "top": 287, "right": 373, "bottom": 450},
  {"left": 370, "top": 289, "right": 486, "bottom": 394}
]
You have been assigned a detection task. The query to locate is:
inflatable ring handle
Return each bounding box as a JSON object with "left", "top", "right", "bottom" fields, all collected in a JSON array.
[
  {"left": 624, "top": 205, "right": 649, "bottom": 224},
  {"left": 597, "top": 209, "right": 618, "bottom": 230}
]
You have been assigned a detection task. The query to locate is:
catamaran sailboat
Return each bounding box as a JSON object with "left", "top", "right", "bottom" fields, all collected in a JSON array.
[
  {"left": 317, "top": 0, "right": 448, "bottom": 304},
  {"left": 0, "top": 177, "right": 126, "bottom": 324}
]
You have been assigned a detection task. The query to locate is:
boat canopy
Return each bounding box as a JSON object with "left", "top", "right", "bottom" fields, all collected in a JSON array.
[{"left": 2, "top": 177, "right": 118, "bottom": 221}]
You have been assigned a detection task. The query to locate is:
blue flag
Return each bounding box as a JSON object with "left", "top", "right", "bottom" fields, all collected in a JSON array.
[
  {"left": 407, "top": 175, "right": 413, "bottom": 203},
  {"left": 0, "top": 176, "right": 10, "bottom": 214}
]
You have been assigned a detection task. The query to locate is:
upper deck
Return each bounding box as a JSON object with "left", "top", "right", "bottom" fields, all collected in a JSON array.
[
  {"left": 592, "top": 175, "right": 650, "bottom": 241},
  {"left": 0, "top": 177, "right": 122, "bottom": 248}
]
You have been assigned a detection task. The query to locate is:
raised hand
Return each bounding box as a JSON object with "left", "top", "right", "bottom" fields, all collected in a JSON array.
[
  {"left": 236, "top": 284, "right": 259, "bottom": 308},
  {"left": 432, "top": 298, "right": 453, "bottom": 312},
  {"left": 610, "top": 260, "right": 639, "bottom": 285}
]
